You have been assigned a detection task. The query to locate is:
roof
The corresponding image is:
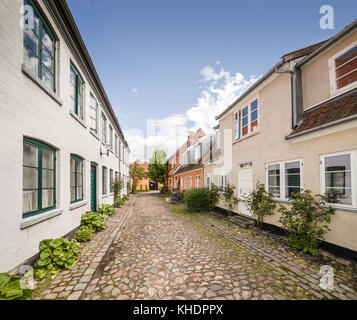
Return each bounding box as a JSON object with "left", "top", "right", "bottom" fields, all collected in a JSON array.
[
  {"left": 48, "top": 0, "right": 130, "bottom": 150},
  {"left": 173, "top": 163, "right": 202, "bottom": 176},
  {"left": 216, "top": 20, "right": 357, "bottom": 121},
  {"left": 287, "top": 89, "right": 357, "bottom": 138}
]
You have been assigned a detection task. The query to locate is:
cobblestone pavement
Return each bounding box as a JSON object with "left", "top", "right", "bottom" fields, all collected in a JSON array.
[{"left": 34, "top": 193, "right": 357, "bottom": 300}]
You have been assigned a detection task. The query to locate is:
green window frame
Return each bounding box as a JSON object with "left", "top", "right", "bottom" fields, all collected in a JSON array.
[
  {"left": 110, "top": 169, "right": 114, "bottom": 193},
  {"left": 90, "top": 94, "right": 98, "bottom": 134},
  {"left": 23, "top": 138, "right": 56, "bottom": 218},
  {"left": 102, "top": 166, "right": 108, "bottom": 194},
  {"left": 23, "top": 0, "right": 56, "bottom": 92},
  {"left": 70, "top": 63, "right": 84, "bottom": 120},
  {"left": 70, "top": 155, "right": 84, "bottom": 203},
  {"left": 101, "top": 113, "right": 107, "bottom": 144}
]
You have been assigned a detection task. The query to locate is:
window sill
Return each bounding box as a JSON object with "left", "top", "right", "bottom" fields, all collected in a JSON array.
[
  {"left": 102, "top": 194, "right": 109, "bottom": 199},
  {"left": 90, "top": 130, "right": 100, "bottom": 141},
  {"left": 69, "top": 111, "right": 87, "bottom": 129},
  {"left": 233, "top": 130, "right": 260, "bottom": 145},
  {"left": 70, "top": 200, "right": 88, "bottom": 211},
  {"left": 22, "top": 64, "right": 63, "bottom": 106},
  {"left": 322, "top": 205, "right": 357, "bottom": 213},
  {"left": 20, "top": 208, "right": 63, "bottom": 230}
]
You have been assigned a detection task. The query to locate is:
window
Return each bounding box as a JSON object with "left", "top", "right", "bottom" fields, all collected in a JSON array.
[
  {"left": 23, "top": 0, "right": 56, "bottom": 92},
  {"left": 119, "top": 141, "right": 122, "bottom": 160},
  {"left": 335, "top": 44, "right": 357, "bottom": 91},
  {"left": 194, "top": 145, "right": 201, "bottom": 163},
  {"left": 251, "top": 99, "right": 259, "bottom": 132},
  {"left": 184, "top": 177, "right": 187, "bottom": 190},
  {"left": 321, "top": 152, "right": 356, "bottom": 207},
  {"left": 267, "top": 160, "right": 302, "bottom": 199},
  {"left": 181, "top": 178, "right": 183, "bottom": 191},
  {"left": 115, "top": 134, "right": 118, "bottom": 155},
  {"left": 101, "top": 113, "right": 107, "bottom": 144},
  {"left": 206, "top": 176, "right": 211, "bottom": 189},
  {"left": 102, "top": 166, "right": 107, "bottom": 194},
  {"left": 219, "top": 176, "right": 227, "bottom": 189},
  {"left": 109, "top": 125, "right": 113, "bottom": 149},
  {"left": 195, "top": 175, "right": 200, "bottom": 188},
  {"left": 90, "top": 94, "right": 98, "bottom": 133},
  {"left": 234, "top": 111, "right": 240, "bottom": 140},
  {"left": 242, "top": 106, "right": 249, "bottom": 136},
  {"left": 23, "top": 138, "right": 56, "bottom": 217},
  {"left": 110, "top": 169, "right": 114, "bottom": 193},
  {"left": 70, "top": 64, "right": 84, "bottom": 120},
  {"left": 70, "top": 155, "right": 83, "bottom": 203},
  {"left": 189, "top": 176, "right": 193, "bottom": 189}
]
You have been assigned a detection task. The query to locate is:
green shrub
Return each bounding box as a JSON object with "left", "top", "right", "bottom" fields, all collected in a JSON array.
[
  {"left": 33, "top": 238, "right": 81, "bottom": 279},
  {"left": 220, "top": 184, "right": 239, "bottom": 217},
  {"left": 242, "top": 182, "right": 276, "bottom": 229},
  {"left": 184, "top": 188, "right": 219, "bottom": 212},
  {"left": 0, "top": 273, "right": 32, "bottom": 300},
  {"left": 122, "top": 194, "right": 129, "bottom": 201},
  {"left": 117, "top": 198, "right": 125, "bottom": 206},
  {"left": 278, "top": 190, "right": 335, "bottom": 256},
  {"left": 98, "top": 204, "right": 115, "bottom": 217},
  {"left": 81, "top": 211, "right": 106, "bottom": 232},
  {"left": 75, "top": 227, "right": 93, "bottom": 243}
]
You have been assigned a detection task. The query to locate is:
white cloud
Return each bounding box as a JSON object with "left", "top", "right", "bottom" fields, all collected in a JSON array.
[
  {"left": 125, "top": 64, "right": 260, "bottom": 162},
  {"left": 132, "top": 88, "right": 137, "bottom": 93}
]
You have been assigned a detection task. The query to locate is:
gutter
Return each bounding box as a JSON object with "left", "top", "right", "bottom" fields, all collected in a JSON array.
[{"left": 285, "top": 114, "right": 357, "bottom": 140}]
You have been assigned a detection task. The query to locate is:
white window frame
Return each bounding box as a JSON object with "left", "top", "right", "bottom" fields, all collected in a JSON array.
[
  {"left": 266, "top": 159, "right": 303, "bottom": 201},
  {"left": 328, "top": 40, "right": 357, "bottom": 96},
  {"left": 206, "top": 174, "right": 211, "bottom": 189},
  {"left": 320, "top": 150, "right": 357, "bottom": 209},
  {"left": 181, "top": 178, "right": 184, "bottom": 191},
  {"left": 189, "top": 176, "right": 193, "bottom": 190},
  {"left": 184, "top": 177, "right": 187, "bottom": 190},
  {"left": 233, "top": 97, "right": 259, "bottom": 142},
  {"left": 89, "top": 94, "right": 98, "bottom": 134},
  {"left": 195, "top": 175, "right": 200, "bottom": 188}
]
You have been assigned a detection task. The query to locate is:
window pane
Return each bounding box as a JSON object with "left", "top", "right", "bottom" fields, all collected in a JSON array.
[
  {"left": 71, "top": 187, "right": 76, "bottom": 202},
  {"left": 42, "top": 149, "right": 54, "bottom": 169},
  {"left": 251, "top": 99, "right": 258, "bottom": 111},
  {"left": 285, "top": 187, "right": 300, "bottom": 198},
  {"left": 23, "top": 190, "right": 38, "bottom": 213},
  {"left": 268, "top": 164, "right": 280, "bottom": 175},
  {"left": 42, "top": 170, "right": 54, "bottom": 188},
  {"left": 24, "top": 29, "right": 39, "bottom": 56},
  {"left": 325, "top": 154, "right": 351, "bottom": 171},
  {"left": 24, "top": 45, "right": 38, "bottom": 75},
  {"left": 42, "top": 189, "right": 54, "bottom": 209},
  {"left": 70, "top": 68, "right": 76, "bottom": 86},
  {"left": 251, "top": 110, "right": 258, "bottom": 122},
  {"left": 24, "top": 143, "right": 38, "bottom": 167},
  {"left": 41, "top": 27, "right": 53, "bottom": 55},
  {"left": 268, "top": 175, "right": 280, "bottom": 187},
  {"left": 268, "top": 187, "right": 280, "bottom": 198},
  {"left": 243, "top": 107, "right": 248, "bottom": 117},
  {"left": 325, "top": 188, "right": 352, "bottom": 206},
  {"left": 325, "top": 172, "right": 351, "bottom": 188},
  {"left": 77, "top": 173, "right": 82, "bottom": 187},
  {"left": 285, "top": 162, "right": 301, "bottom": 189},
  {"left": 23, "top": 167, "right": 38, "bottom": 189},
  {"left": 71, "top": 158, "right": 76, "bottom": 172},
  {"left": 41, "top": 65, "right": 53, "bottom": 90},
  {"left": 70, "top": 172, "right": 75, "bottom": 187},
  {"left": 42, "top": 46, "right": 53, "bottom": 72},
  {"left": 76, "top": 186, "right": 83, "bottom": 200}
]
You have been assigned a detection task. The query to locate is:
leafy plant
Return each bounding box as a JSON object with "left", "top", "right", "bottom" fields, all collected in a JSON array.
[
  {"left": 147, "top": 150, "right": 168, "bottom": 191},
  {"left": 113, "top": 177, "right": 124, "bottom": 207},
  {"left": 220, "top": 184, "right": 239, "bottom": 217},
  {"left": 184, "top": 187, "right": 220, "bottom": 212},
  {"left": 122, "top": 194, "right": 129, "bottom": 201},
  {"left": 98, "top": 204, "right": 115, "bottom": 217},
  {"left": 0, "top": 273, "right": 32, "bottom": 300},
  {"left": 242, "top": 182, "right": 276, "bottom": 229},
  {"left": 81, "top": 211, "right": 106, "bottom": 232},
  {"left": 278, "top": 190, "right": 335, "bottom": 256},
  {"left": 117, "top": 198, "right": 125, "bottom": 207},
  {"left": 33, "top": 238, "right": 81, "bottom": 279},
  {"left": 75, "top": 227, "right": 93, "bottom": 243}
]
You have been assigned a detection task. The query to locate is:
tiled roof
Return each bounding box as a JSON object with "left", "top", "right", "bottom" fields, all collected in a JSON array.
[
  {"left": 173, "top": 163, "right": 202, "bottom": 176},
  {"left": 290, "top": 90, "right": 357, "bottom": 136}
]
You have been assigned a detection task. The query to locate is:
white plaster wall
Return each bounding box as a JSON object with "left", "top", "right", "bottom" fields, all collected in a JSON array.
[{"left": 0, "top": 0, "right": 129, "bottom": 271}]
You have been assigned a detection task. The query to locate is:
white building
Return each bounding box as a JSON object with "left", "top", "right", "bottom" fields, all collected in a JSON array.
[{"left": 0, "top": 0, "right": 130, "bottom": 272}]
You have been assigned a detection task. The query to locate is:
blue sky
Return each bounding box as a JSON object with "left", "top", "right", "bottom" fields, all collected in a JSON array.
[{"left": 67, "top": 0, "right": 357, "bottom": 160}]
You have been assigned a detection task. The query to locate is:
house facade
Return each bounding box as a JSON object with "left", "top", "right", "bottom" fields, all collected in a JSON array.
[
  {"left": 0, "top": 0, "right": 130, "bottom": 272},
  {"left": 167, "top": 129, "right": 205, "bottom": 192},
  {"left": 130, "top": 162, "right": 163, "bottom": 191},
  {"left": 208, "top": 20, "right": 357, "bottom": 253}
]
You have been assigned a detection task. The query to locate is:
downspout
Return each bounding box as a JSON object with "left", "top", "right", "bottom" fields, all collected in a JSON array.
[{"left": 275, "top": 62, "right": 303, "bottom": 129}]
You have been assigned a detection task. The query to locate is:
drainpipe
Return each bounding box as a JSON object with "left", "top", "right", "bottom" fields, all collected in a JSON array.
[{"left": 275, "top": 62, "right": 303, "bottom": 129}]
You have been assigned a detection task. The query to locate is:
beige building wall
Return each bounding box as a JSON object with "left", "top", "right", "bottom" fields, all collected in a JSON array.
[
  {"left": 214, "top": 61, "right": 357, "bottom": 251},
  {"left": 302, "top": 30, "right": 357, "bottom": 110}
]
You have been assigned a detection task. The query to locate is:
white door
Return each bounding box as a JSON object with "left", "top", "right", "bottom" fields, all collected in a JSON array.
[{"left": 238, "top": 168, "right": 253, "bottom": 216}]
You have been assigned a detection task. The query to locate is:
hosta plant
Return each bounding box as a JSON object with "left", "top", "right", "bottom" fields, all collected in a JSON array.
[
  {"left": 81, "top": 211, "right": 106, "bottom": 232},
  {"left": 75, "top": 226, "right": 93, "bottom": 243},
  {"left": 0, "top": 273, "right": 32, "bottom": 300},
  {"left": 98, "top": 204, "right": 115, "bottom": 217},
  {"left": 33, "top": 238, "right": 81, "bottom": 280}
]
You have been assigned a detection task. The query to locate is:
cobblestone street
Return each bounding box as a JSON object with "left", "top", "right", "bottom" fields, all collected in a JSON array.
[{"left": 35, "top": 193, "right": 357, "bottom": 300}]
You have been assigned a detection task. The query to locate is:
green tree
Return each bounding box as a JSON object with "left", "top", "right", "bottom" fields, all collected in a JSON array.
[
  {"left": 147, "top": 150, "right": 168, "bottom": 191},
  {"left": 129, "top": 161, "right": 146, "bottom": 193}
]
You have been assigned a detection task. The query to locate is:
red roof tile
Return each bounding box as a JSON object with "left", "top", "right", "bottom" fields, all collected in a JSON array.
[{"left": 290, "top": 90, "right": 357, "bottom": 136}]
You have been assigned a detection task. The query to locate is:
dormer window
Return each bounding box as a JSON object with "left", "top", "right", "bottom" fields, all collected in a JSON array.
[{"left": 330, "top": 42, "right": 357, "bottom": 94}]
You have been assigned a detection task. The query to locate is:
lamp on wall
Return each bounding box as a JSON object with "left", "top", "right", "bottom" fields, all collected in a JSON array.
[{"left": 100, "top": 144, "right": 111, "bottom": 157}]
